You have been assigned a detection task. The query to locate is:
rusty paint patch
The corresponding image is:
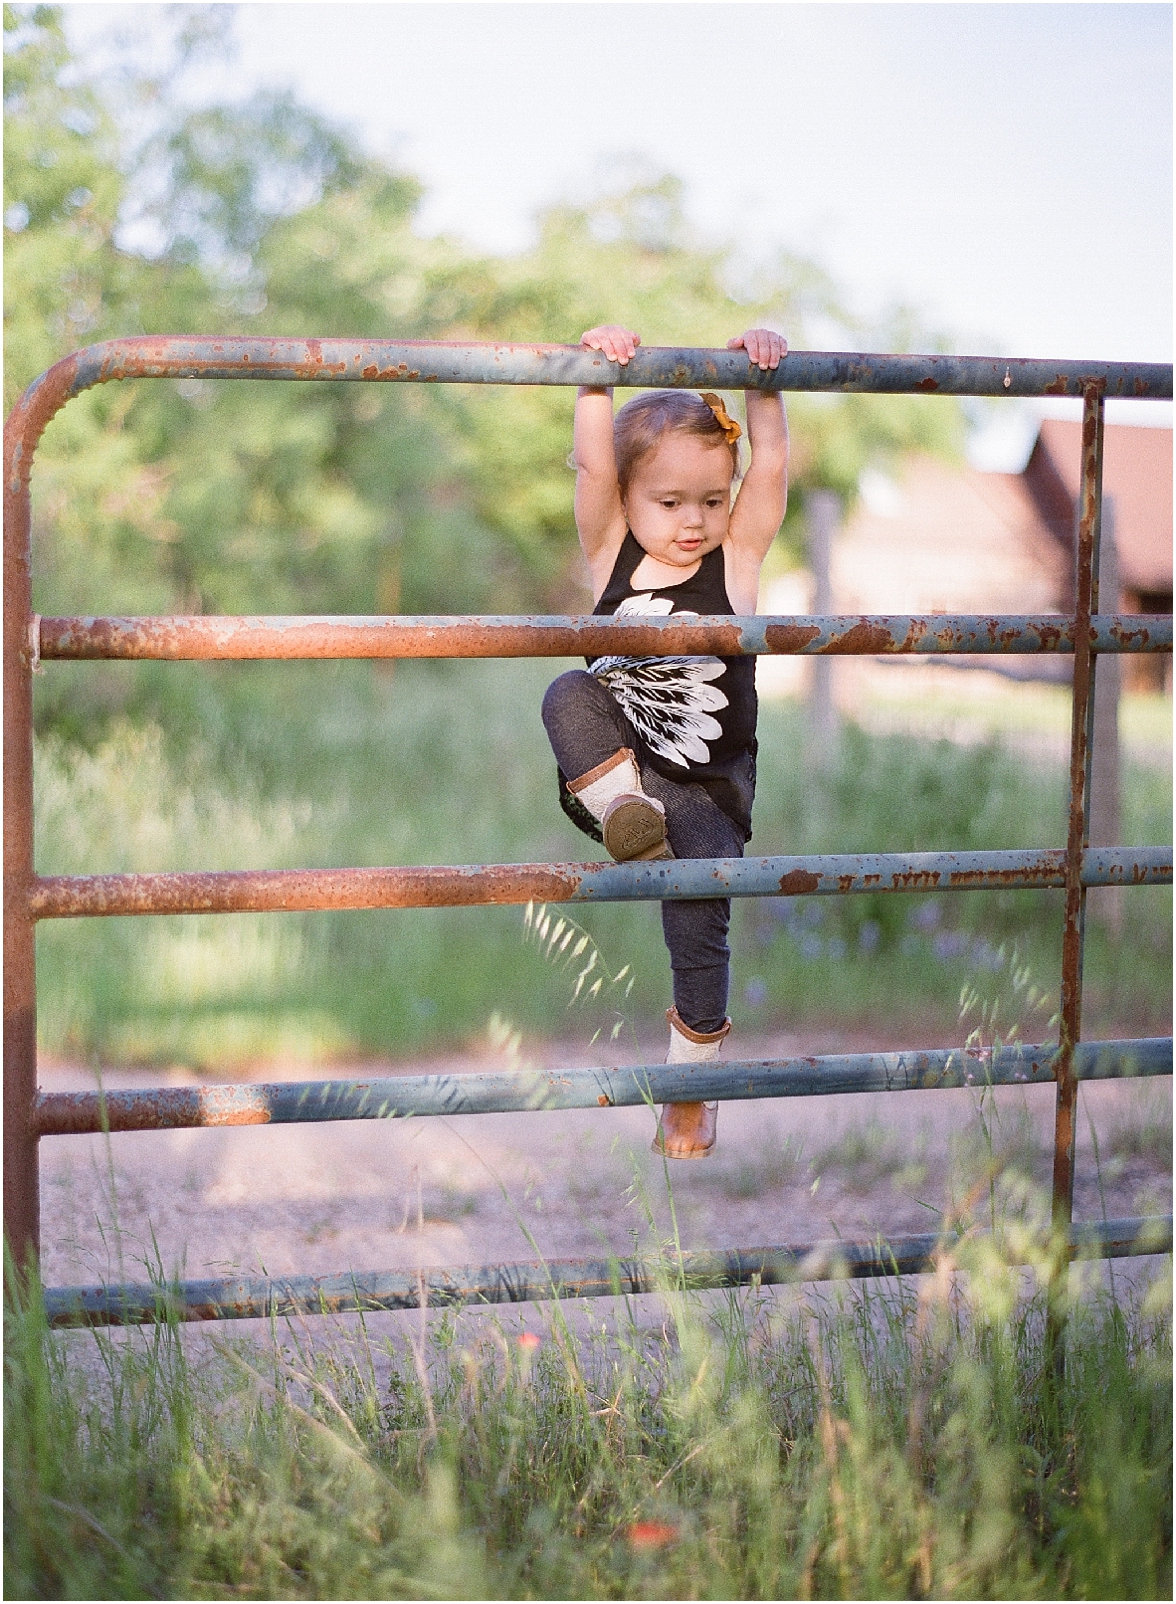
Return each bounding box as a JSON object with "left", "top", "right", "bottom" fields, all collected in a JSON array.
[
  {"left": 764, "top": 622, "right": 821, "bottom": 653},
  {"left": 949, "top": 864, "right": 1053, "bottom": 888},
  {"left": 1031, "top": 620, "right": 1064, "bottom": 652},
  {"left": 915, "top": 377, "right": 939, "bottom": 392},
  {"left": 1044, "top": 375, "right": 1069, "bottom": 395},
  {"left": 825, "top": 621, "right": 895, "bottom": 655},
  {"left": 779, "top": 869, "right": 820, "bottom": 895},
  {"left": 891, "top": 869, "right": 942, "bottom": 890}
]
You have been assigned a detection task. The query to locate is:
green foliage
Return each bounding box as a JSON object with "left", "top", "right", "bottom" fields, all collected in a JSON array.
[
  {"left": 8, "top": 3, "right": 969, "bottom": 683},
  {"left": 6, "top": 1239, "right": 1172, "bottom": 1598},
  {"left": 32, "top": 662, "right": 1172, "bottom": 1065},
  {"left": 3, "top": 3, "right": 127, "bottom": 401}
]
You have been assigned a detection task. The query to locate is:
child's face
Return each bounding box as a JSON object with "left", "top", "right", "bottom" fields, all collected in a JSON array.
[{"left": 622, "top": 433, "right": 733, "bottom": 571}]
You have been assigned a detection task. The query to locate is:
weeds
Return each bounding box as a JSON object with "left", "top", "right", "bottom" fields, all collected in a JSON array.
[
  {"left": 6, "top": 1233, "right": 1171, "bottom": 1600},
  {"left": 1102, "top": 1081, "right": 1174, "bottom": 1173},
  {"left": 700, "top": 1135, "right": 808, "bottom": 1201},
  {"left": 523, "top": 901, "right": 637, "bottom": 1047},
  {"left": 812, "top": 1120, "right": 908, "bottom": 1196}
]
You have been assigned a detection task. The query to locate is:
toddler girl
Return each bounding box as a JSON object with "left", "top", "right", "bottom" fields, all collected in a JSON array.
[{"left": 542, "top": 324, "right": 788, "bottom": 1158}]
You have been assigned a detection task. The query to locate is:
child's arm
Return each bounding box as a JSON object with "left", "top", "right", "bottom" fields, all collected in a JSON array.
[
  {"left": 725, "top": 329, "right": 790, "bottom": 614},
  {"left": 573, "top": 325, "right": 638, "bottom": 596}
]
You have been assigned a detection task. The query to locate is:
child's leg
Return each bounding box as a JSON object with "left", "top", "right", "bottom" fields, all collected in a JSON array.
[
  {"left": 544, "top": 673, "right": 742, "bottom": 1024},
  {"left": 541, "top": 670, "right": 633, "bottom": 778},
  {"left": 640, "top": 772, "right": 745, "bottom": 1159},
  {"left": 542, "top": 671, "right": 671, "bottom": 861},
  {"left": 640, "top": 770, "right": 745, "bottom": 1035}
]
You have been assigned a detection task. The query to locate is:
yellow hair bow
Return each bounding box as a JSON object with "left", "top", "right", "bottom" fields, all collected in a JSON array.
[{"left": 699, "top": 392, "right": 742, "bottom": 445}]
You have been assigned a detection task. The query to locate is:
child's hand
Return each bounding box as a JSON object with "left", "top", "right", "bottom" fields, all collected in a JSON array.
[
  {"left": 581, "top": 325, "right": 641, "bottom": 366},
  {"left": 728, "top": 329, "right": 788, "bottom": 371}
]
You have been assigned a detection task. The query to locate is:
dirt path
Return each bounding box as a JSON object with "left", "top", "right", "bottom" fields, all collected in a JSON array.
[{"left": 39, "top": 1028, "right": 1170, "bottom": 1301}]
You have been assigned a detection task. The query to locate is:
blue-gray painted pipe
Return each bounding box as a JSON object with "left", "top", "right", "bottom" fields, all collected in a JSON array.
[
  {"left": 68, "top": 338, "right": 1173, "bottom": 400},
  {"left": 41, "top": 1215, "right": 1174, "bottom": 1326},
  {"left": 570, "top": 846, "right": 1173, "bottom": 904},
  {"left": 33, "top": 1038, "right": 1172, "bottom": 1137},
  {"left": 28, "top": 846, "right": 1175, "bottom": 924}
]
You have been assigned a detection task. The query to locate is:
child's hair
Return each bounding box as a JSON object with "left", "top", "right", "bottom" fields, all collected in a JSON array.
[{"left": 612, "top": 391, "right": 742, "bottom": 495}]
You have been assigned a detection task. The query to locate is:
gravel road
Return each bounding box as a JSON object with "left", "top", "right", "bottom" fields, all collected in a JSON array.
[{"left": 39, "top": 1027, "right": 1170, "bottom": 1300}]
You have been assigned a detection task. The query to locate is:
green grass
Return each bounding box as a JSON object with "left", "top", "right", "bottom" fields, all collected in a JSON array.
[
  {"left": 33, "top": 661, "right": 1172, "bottom": 1066},
  {"left": 6, "top": 1223, "right": 1171, "bottom": 1600}
]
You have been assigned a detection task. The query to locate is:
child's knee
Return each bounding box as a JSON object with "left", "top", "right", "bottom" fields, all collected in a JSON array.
[
  {"left": 542, "top": 670, "right": 616, "bottom": 741},
  {"left": 541, "top": 669, "right": 593, "bottom": 727}
]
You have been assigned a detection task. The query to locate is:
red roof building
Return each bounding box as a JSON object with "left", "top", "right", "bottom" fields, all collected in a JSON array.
[
  {"left": 1024, "top": 419, "right": 1173, "bottom": 617},
  {"left": 829, "top": 421, "right": 1171, "bottom": 693}
]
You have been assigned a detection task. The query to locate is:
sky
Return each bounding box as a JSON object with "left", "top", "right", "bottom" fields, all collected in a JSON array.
[{"left": 62, "top": 3, "right": 1173, "bottom": 458}]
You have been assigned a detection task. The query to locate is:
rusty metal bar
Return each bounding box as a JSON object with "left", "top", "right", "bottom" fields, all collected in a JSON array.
[
  {"left": 28, "top": 846, "right": 1171, "bottom": 922},
  {"left": 34, "top": 1037, "right": 1171, "bottom": 1137},
  {"left": 42, "top": 1215, "right": 1174, "bottom": 1327},
  {"left": 17, "top": 337, "right": 1172, "bottom": 405},
  {"left": 1053, "top": 388, "right": 1105, "bottom": 1247},
  {"left": 3, "top": 374, "right": 39, "bottom": 1271},
  {"left": 35, "top": 612, "right": 1173, "bottom": 662}
]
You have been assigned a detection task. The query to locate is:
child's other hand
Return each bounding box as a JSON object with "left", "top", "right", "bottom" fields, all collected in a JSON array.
[
  {"left": 728, "top": 329, "right": 788, "bottom": 371},
  {"left": 581, "top": 325, "right": 641, "bottom": 366}
]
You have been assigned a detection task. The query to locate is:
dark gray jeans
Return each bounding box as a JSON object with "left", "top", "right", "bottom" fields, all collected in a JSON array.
[{"left": 541, "top": 670, "right": 751, "bottom": 1035}]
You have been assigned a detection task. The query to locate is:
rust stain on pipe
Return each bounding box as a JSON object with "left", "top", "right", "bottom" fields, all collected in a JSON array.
[
  {"left": 891, "top": 869, "right": 943, "bottom": 890},
  {"left": 31, "top": 863, "right": 582, "bottom": 918},
  {"left": 36, "top": 1085, "right": 273, "bottom": 1133},
  {"left": 763, "top": 622, "right": 822, "bottom": 654},
  {"left": 826, "top": 620, "right": 913, "bottom": 655},
  {"left": 38, "top": 616, "right": 746, "bottom": 661},
  {"left": 778, "top": 869, "right": 821, "bottom": 895}
]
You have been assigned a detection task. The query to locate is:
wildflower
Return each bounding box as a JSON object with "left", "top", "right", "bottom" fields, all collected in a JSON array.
[
  {"left": 627, "top": 1521, "right": 679, "bottom": 1550},
  {"left": 516, "top": 1331, "right": 541, "bottom": 1351},
  {"left": 743, "top": 976, "right": 768, "bottom": 1007}
]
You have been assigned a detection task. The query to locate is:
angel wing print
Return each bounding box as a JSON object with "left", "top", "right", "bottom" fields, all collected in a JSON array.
[{"left": 590, "top": 594, "right": 728, "bottom": 767}]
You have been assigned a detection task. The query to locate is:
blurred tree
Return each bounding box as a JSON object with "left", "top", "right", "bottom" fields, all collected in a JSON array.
[
  {"left": 6, "top": 4, "right": 965, "bottom": 741},
  {"left": 5, "top": 0, "right": 188, "bottom": 659},
  {"left": 3, "top": 2, "right": 126, "bottom": 399},
  {"left": 433, "top": 171, "right": 964, "bottom": 597}
]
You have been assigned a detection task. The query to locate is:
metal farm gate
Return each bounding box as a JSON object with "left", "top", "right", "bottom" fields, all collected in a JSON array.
[{"left": 4, "top": 339, "right": 1172, "bottom": 1328}]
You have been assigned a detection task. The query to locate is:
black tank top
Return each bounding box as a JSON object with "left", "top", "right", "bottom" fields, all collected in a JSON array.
[{"left": 587, "top": 532, "right": 758, "bottom": 782}]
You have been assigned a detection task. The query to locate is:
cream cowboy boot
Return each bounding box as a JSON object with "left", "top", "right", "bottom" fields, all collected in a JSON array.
[
  {"left": 652, "top": 1006, "right": 729, "bottom": 1159},
  {"left": 566, "top": 748, "right": 673, "bottom": 862}
]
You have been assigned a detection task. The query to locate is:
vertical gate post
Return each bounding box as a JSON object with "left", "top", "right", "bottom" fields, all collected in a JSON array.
[
  {"left": 3, "top": 413, "right": 40, "bottom": 1267},
  {"left": 1049, "top": 381, "right": 1105, "bottom": 1359},
  {"left": 1088, "top": 502, "right": 1122, "bottom": 934}
]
